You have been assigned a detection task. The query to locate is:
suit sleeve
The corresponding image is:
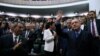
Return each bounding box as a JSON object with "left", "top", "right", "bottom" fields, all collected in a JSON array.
[
  {"left": 87, "top": 32, "right": 97, "bottom": 56},
  {"left": 0, "top": 36, "right": 13, "bottom": 56}
]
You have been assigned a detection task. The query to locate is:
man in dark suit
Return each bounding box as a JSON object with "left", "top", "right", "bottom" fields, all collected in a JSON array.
[
  {"left": 85, "top": 11, "right": 100, "bottom": 37},
  {"left": 66, "top": 18, "right": 95, "bottom": 56},
  {"left": 85, "top": 11, "right": 100, "bottom": 56},
  {"left": 55, "top": 12, "right": 64, "bottom": 56},
  {"left": 60, "top": 19, "right": 72, "bottom": 56},
  {"left": 22, "top": 23, "right": 37, "bottom": 54},
  {"left": 0, "top": 21, "right": 4, "bottom": 37},
  {"left": 0, "top": 22, "right": 28, "bottom": 56}
]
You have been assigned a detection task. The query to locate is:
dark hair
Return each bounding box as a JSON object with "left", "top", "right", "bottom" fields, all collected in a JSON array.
[
  {"left": 89, "top": 11, "right": 96, "bottom": 14},
  {"left": 3, "top": 22, "right": 9, "bottom": 30},
  {"left": 13, "top": 22, "right": 24, "bottom": 28},
  {"left": 45, "top": 22, "right": 54, "bottom": 29}
]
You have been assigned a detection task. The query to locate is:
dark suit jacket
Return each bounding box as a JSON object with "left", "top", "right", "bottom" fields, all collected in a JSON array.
[
  {"left": 84, "top": 19, "right": 100, "bottom": 56},
  {"left": 95, "top": 19, "right": 100, "bottom": 35},
  {"left": 84, "top": 19, "right": 100, "bottom": 35},
  {"left": 0, "top": 34, "right": 28, "bottom": 56},
  {"left": 55, "top": 21, "right": 62, "bottom": 36},
  {"left": 66, "top": 30, "right": 95, "bottom": 56},
  {"left": 0, "top": 28, "right": 4, "bottom": 37},
  {"left": 55, "top": 21, "right": 63, "bottom": 54},
  {"left": 22, "top": 30, "right": 37, "bottom": 53}
]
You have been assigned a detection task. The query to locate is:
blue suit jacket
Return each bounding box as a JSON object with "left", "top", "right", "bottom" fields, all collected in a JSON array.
[{"left": 66, "top": 30, "right": 95, "bottom": 56}]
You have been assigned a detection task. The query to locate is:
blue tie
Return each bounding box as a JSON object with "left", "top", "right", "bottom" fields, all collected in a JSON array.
[
  {"left": 76, "top": 32, "right": 79, "bottom": 38},
  {"left": 75, "top": 32, "right": 78, "bottom": 38},
  {"left": 73, "top": 31, "right": 79, "bottom": 40}
]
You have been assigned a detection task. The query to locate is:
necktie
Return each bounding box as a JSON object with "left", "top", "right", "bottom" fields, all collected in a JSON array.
[
  {"left": 92, "top": 20, "right": 95, "bottom": 36},
  {"left": 25, "top": 31, "right": 29, "bottom": 38},
  {"left": 15, "top": 37, "right": 17, "bottom": 44},
  {"left": 75, "top": 32, "right": 79, "bottom": 38},
  {"left": 73, "top": 31, "right": 78, "bottom": 40},
  {"left": 91, "top": 19, "right": 99, "bottom": 37}
]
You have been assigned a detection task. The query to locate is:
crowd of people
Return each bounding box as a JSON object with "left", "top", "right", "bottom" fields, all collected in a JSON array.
[{"left": 0, "top": 11, "right": 100, "bottom": 56}]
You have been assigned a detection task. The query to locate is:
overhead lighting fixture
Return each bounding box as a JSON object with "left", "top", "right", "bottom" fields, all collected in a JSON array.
[
  {"left": 6, "top": 12, "right": 18, "bottom": 17},
  {"left": 19, "top": 14, "right": 29, "bottom": 17},
  {"left": 0, "top": 11, "right": 5, "bottom": 15},
  {"left": 43, "top": 15, "right": 52, "bottom": 19},
  {"left": 66, "top": 13, "right": 76, "bottom": 17},
  {"left": 80, "top": 12, "right": 88, "bottom": 16},
  {"left": 31, "top": 15, "right": 41, "bottom": 19}
]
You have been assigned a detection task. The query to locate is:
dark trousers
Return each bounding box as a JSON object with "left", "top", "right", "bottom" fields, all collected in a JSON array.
[{"left": 44, "top": 51, "right": 54, "bottom": 56}]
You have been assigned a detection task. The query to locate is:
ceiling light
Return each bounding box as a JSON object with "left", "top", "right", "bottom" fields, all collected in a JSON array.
[
  {"left": 43, "top": 15, "right": 52, "bottom": 18},
  {"left": 6, "top": 12, "right": 18, "bottom": 17},
  {"left": 66, "top": 13, "right": 76, "bottom": 17},
  {"left": 31, "top": 15, "right": 41, "bottom": 18},
  {"left": 19, "top": 14, "right": 29, "bottom": 17},
  {"left": 0, "top": 11, "right": 5, "bottom": 15}
]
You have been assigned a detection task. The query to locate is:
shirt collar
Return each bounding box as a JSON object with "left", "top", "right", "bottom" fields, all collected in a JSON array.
[
  {"left": 13, "top": 33, "right": 19, "bottom": 38},
  {"left": 77, "top": 29, "right": 81, "bottom": 34},
  {"left": 73, "top": 29, "right": 82, "bottom": 34}
]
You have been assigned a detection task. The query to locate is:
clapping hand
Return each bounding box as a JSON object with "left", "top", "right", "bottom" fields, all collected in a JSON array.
[{"left": 13, "top": 42, "right": 22, "bottom": 50}]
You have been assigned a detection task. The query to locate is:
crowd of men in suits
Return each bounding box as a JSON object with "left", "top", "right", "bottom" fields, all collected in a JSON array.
[
  {"left": 43, "top": 11, "right": 100, "bottom": 56},
  {"left": 0, "top": 11, "right": 100, "bottom": 56}
]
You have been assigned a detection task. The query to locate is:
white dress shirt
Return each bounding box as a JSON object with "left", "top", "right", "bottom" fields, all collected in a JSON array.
[
  {"left": 81, "top": 24, "right": 85, "bottom": 30},
  {"left": 13, "top": 33, "right": 20, "bottom": 43}
]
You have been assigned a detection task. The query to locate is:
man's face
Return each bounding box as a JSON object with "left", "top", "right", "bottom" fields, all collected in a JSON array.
[
  {"left": 66, "top": 19, "right": 72, "bottom": 28},
  {"left": 71, "top": 19, "right": 81, "bottom": 30},
  {"left": 51, "top": 23, "right": 55, "bottom": 30},
  {"left": 88, "top": 11, "right": 96, "bottom": 19},
  {"left": 79, "top": 17, "right": 86, "bottom": 24},
  {"left": 25, "top": 23, "right": 31, "bottom": 30},
  {"left": 66, "top": 22, "right": 70, "bottom": 26},
  {"left": 14, "top": 23, "right": 24, "bottom": 35},
  {"left": 26, "top": 26, "right": 31, "bottom": 30}
]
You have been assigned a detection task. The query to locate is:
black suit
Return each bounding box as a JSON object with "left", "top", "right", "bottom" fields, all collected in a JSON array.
[
  {"left": 84, "top": 19, "right": 100, "bottom": 56},
  {"left": 0, "top": 28, "right": 4, "bottom": 37},
  {"left": 84, "top": 19, "right": 100, "bottom": 35},
  {"left": 55, "top": 21, "right": 63, "bottom": 56},
  {"left": 95, "top": 19, "right": 100, "bottom": 35},
  {"left": 66, "top": 30, "right": 95, "bottom": 56},
  {"left": 22, "top": 30, "right": 37, "bottom": 53},
  {"left": 0, "top": 34, "right": 28, "bottom": 56}
]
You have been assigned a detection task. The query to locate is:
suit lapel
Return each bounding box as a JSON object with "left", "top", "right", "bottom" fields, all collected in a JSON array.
[
  {"left": 69, "top": 30, "right": 83, "bottom": 40},
  {"left": 19, "top": 35, "right": 23, "bottom": 42},
  {"left": 9, "top": 34, "right": 15, "bottom": 46},
  {"left": 76, "top": 30, "right": 83, "bottom": 40},
  {"left": 19, "top": 35, "right": 27, "bottom": 43},
  {"left": 68, "top": 31, "right": 75, "bottom": 40},
  {"left": 96, "top": 19, "right": 99, "bottom": 31}
]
